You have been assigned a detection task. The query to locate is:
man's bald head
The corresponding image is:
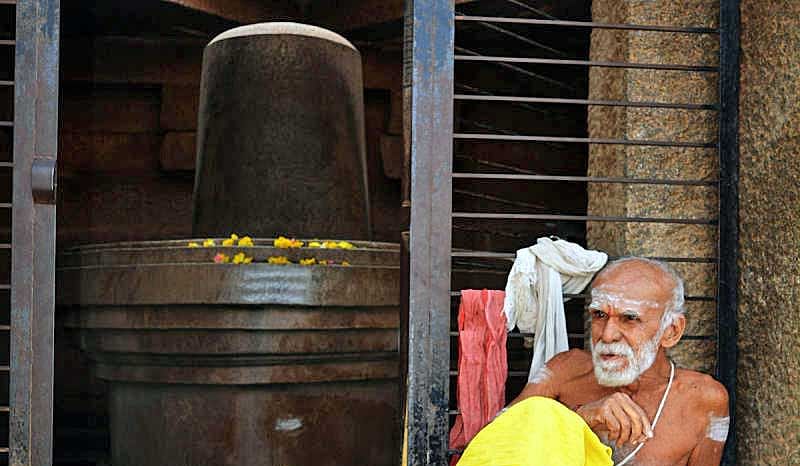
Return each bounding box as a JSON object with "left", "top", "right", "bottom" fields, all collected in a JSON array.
[{"left": 592, "top": 257, "right": 685, "bottom": 326}]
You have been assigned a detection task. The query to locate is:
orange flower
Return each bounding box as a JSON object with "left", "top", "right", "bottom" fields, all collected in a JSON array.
[{"left": 214, "top": 253, "right": 230, "bottom": 263}]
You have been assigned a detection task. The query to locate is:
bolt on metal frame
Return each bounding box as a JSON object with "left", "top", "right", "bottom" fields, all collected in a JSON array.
[{"left": 404, "top": 0, "right": 739, "bottom": 465}]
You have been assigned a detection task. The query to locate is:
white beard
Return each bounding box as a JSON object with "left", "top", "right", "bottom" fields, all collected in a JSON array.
[{"left": 591, "top": 332, "right": 661, "bottom": 387}]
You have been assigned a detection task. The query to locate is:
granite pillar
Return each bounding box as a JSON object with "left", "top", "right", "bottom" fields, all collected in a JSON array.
[{"left": 737, "top": 1, "right": 800, "bottom": 463}]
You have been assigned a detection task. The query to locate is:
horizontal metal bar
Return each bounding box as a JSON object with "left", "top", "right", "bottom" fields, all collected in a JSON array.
[
  {"left": 0, "top": 80, "right": 12, "bottom": 86},
  {"left": 450, "top": 251, "right": 717, "bottom": 263},
  {"left": 455, "top": 46, "right": 578, "bottom": 91},
  {"left": 0, "top": 39, "right": 14, "bottom": 46},
  {"left": 453, "top": 94, "right": 718, "bottom": 110},
  {"left": 453, "top": 133, "right": 716, "bottom": 148},
  {"left": 0, "top": 284, "right": 9, "bottom": 290},
  {"left": 0, "top": 244, "right": 9, "bottom": 249},
  {"left": 454, "top": 15, "right": 720, "bottom": 34},
  {"left": 455, "top": 55, "right": 718, "bottom": 72},
  {"left": 0, "top": 162, "right": 12, "bottom": 168},
  {"left": 0, "top": 406, "right": 8, "bottom": 412},
  {"left": 0, "top": 121, "right": 12, "bottom": 127},
  {"left": 450, "top": 291, "right": 716, "bottom": 301},
  {"left": 452, "top": 212, "right": 716, "bottom": 224},
  {"left": 456, "top": 9, "right": 568, "bottom": 57},
  {"left": 0, "top": 0, "right": 17, "bottom": 4},
  {"left": 0, "top": 203, "right": 10, "bottom": 208},
  {"left": 0, "top": 365, "right": 8, "bottom": 371},
  {"left": 453, "top": 172, "right": 718, "bottom": 186},
  {"left": 0, "top": 325, "right": 9, "bottom": 330},
  {"left": 502, "top": 0, "right": 557, "bottom": 20}
]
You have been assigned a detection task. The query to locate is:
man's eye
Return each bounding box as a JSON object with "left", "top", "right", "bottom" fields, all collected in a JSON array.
[
  {"left": 592, "top": 310, "right": 607, "bottom": 319},
  {"left": 624, "top": 314, "right": 641, "bottom": 322}
]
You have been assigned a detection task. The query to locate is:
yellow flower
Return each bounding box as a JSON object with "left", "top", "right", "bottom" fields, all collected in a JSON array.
[
  {"left": 300, "top": 258, "right": 316, "bottom": 266},
  {"left": 222, "top": 233, "right": 239, "bottom": 247},
  {"left": 337, "top": 241, "right": 355, "bottom": 249},
  {"left": 214, "top": 253, "right": 229, "bottom": 263},
  {"left": 238, "top": 236, "right": 254, "bottom": 247},
  {"left": 203, "top": 239, "right": 216, "bottom": 247},
  {"left": 232, "top": 252, "right": 252, "bottom": 264},
  {"left": 341, "top": 261, "right": 351, "bottom": 266},
  {"left": 187, "top": 241, "right": 201, "bottom": 248},
  {"left": 322, "top": 241, "right": 339, "bottom": 249},
  {"left": 274, "top": 236, "right": 303, "bottom": 248},
  {"left": 268, "top": 256, "right": 291, "bottom": 265},
  {"left": 308, "top": 241, "right": 322, "bottom": 248}
]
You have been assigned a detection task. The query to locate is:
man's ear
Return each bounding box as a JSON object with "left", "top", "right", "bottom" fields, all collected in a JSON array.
[{"left": 660, "top": 313, "right": 686, "bottom": 348}]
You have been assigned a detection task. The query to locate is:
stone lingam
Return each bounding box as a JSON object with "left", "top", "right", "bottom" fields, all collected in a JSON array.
[{"left": 57, "top": 23, "right": 400, "bottom": 466}]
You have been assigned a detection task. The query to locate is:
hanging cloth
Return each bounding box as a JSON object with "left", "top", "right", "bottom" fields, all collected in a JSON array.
[
  {"left": 503, "top": 237, "right": 607, "bottom": 381},
  {"left": 448, "top": 289, "right": 507, "bottom": 465}
]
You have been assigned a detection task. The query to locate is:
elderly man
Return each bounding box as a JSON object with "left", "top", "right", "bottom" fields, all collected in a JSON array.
[{"left": 459, "top": 257, "right": 729, "bottom": 466}]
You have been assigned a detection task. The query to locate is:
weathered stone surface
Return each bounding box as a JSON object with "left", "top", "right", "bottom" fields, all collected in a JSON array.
[
  {"left": 160, "top": 131, "right": 197, "bottom": 172},
  {"left": 588, "top": 0, "right": 718, "bottom": 375},
  {"left": 737, "top": 1, "right": 800, "bottom": 464},
  {"left": 60, "top": 86, "right": 161, "bottom": 133},
  {"left": 160, "top": 85, "right": 200, "bottom": 131},
  {"left": 60, "top": 132, "right": 161, "bottom": 174}
]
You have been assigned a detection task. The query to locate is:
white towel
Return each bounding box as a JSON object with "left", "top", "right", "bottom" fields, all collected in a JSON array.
[{"left": 502, "top": 237, "right": 607, "bottom": 382}]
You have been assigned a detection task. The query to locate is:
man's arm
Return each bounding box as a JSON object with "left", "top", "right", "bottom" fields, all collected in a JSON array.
[
  {"left": 508, "top": 349, "right": 581, "bottom": 407},
  {"left": 687, "top": 380, "right": 729, "bottom": 466}
]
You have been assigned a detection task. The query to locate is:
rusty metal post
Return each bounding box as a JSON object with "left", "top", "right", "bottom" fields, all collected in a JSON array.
[
  {"left": 403, "top": 0, "right": 454, "bottom": 464},
  {"left": 10, "top": 0, "right": 60, "bottom": 465}
]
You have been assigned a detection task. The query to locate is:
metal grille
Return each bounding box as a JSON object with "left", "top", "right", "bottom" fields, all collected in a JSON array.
[{"left": 403, "top": 0, "right": 739, "bottom": 465}]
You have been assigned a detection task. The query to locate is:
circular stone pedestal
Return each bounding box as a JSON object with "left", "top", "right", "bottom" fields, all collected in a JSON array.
[{"left": 57, "top": 239, "right": 400, "bottom": 466}]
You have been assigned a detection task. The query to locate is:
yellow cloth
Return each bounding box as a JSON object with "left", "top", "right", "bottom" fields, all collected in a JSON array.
[{"left": 457, "top": 396, "right": 612, "bottom": 466}]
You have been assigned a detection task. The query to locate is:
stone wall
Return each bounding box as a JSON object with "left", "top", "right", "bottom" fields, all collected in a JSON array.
[
  {"left": 737, "top": 1, "right": 800, "bottom": 463},
  {"left": 587, "top": 0, "right": 719, "bottom": 373}
]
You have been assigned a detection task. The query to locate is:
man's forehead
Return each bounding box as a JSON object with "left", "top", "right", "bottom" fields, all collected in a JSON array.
[{"left": 591, "top": 260, "right": 675, "bottom": 305}]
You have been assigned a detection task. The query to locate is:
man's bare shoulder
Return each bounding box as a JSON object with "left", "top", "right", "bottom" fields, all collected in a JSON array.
[
  {"left": 547, "top": 348, "right": 595, "bottom": 382},
  {"left": 674, "top": 368, "right": 729, "bottom": 413}
]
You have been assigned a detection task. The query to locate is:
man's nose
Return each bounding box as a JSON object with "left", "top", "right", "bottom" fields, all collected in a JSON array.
[{"left": 600, "top": 315, "right": 621, "bottom": 343}]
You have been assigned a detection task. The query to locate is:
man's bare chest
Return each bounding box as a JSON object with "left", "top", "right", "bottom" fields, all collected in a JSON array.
[{"left": 557, "top": 386, "right": 705, "bottom": 466}]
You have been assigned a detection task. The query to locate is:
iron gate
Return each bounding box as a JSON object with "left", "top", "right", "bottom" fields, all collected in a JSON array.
[
  {"left": 403, "top": 0, "right": 739, "bottom": 465},
  {"left": 3, "top": 0, "right": 59, "bottom": 465}
]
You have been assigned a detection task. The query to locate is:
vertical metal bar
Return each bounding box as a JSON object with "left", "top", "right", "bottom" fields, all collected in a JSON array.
[
  {"left": 404, "top": 0, "right": 454, "bottom": 464},
  {"left": 10, "top": 0, "right": 60, "bottom": 465},
  {"left": 717, "top": 0, "right": 739, "bottom": 465}
]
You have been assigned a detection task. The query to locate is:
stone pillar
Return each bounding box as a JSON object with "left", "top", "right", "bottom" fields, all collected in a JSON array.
[
  {"left": 586, "top": 0, "right": 719, "bottom": 373},
  {"left": 737, "top": 2, "right": 800, "bottom": 463}
]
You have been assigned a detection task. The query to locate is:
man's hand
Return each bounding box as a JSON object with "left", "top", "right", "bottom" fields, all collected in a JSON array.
[{"left": 576, "top": 393, "right": 653, "bottom": 448}]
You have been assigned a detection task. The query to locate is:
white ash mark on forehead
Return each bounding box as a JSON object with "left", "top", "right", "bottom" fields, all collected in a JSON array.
[{"left": 589, "top": 289, "right": 661, "bottom": 311}]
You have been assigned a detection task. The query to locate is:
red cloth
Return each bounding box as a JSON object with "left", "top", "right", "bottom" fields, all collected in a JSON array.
[{"left": 448, "top": 289, "right": 507, "bottom": 464}]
